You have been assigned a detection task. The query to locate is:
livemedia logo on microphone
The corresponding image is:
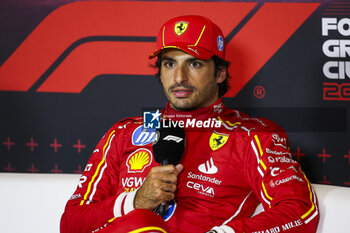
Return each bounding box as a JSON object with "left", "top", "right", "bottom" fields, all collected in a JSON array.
[{"left": 143, "top": 110, "right": 222, "bottom": 129}]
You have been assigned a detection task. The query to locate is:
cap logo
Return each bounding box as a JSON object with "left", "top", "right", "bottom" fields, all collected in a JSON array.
[
  {"left": 217, "top": 36, "right": 224, "bottom": 52},
  {"left": 174, "top": 22, "right": 188, "bottom": 36}
]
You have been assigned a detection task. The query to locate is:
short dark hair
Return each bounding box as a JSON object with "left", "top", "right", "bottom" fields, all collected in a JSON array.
[{"left": 153, "top": 54, "right": 231, "bottom": 97}]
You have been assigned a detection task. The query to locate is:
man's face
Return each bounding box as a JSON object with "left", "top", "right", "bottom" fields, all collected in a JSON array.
[{"left": 160, "top": 49, "right": 226, "bottom": 111}]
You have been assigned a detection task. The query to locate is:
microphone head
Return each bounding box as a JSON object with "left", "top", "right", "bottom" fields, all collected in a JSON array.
[{"left": 153, "top": 120, "right": 185, "bottom": 165}]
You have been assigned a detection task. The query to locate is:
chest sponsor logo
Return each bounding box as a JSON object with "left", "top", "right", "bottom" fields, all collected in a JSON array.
[
  {"left": 126, "top": 148, "right": 152, "bottom": 173},
  {"left": 272, "top": 134, "right": 287, "bottom": 149},
  {"left": 266, "top": 148, "right": 291, "bottom": 156},
  {"left": 122, "top": 177, "right": 146, "bottom": 192},
  {"left": 187, "top": 172, "right": 222, "bottom": 185},
  {"left": 209, "top": 131, "right": 229, "bottom": 151},
  {"left": 198, "top": 157, "right": 218, "bottom": 174},
  {"left": 268, "top": 156, "right": 297, "bottom": 164},
  {"left": 271, "top": 167, "right": 282, "bottom": 177},
  {"left": 132, "top": 125, "right": 157, "bottom": 146},
  {"left": 270, "top": 175, "right": 304, "bottom": 188},
  {"left": 186, "top": 181, "right": 215, "bottom": 197},
  {"left": 270, "top": 166, "right": 298, "bottom": 177}
]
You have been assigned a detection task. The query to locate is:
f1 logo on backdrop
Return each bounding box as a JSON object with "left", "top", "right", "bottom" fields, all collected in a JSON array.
[{"left": 0, "top": 1, "right": 319, "bottom": 97}]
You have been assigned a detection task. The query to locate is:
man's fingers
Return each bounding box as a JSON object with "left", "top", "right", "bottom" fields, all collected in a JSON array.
[
  {"left": 149, "top": 171, "right": 176, "bottom": 184},
  {"left": 146, "top": 173, "right": 177, "bottom": 192},
  {"left": 175, "top": 164, "right": 184, "bottom": 174},
  {"left": 160, "top": 182, "right": 177, "bottom": 193},
  {"left": 149, "top": 165, "right": 182, "bottom": 184},
  {"left": 160, "top": 173, "right": 179, "bottom": 184},
  {"left": 151, "top": 164, "right": 177, "bottom": 174},
  {"left": 134, "top": 164, "right": 183, "bottom": 209}
]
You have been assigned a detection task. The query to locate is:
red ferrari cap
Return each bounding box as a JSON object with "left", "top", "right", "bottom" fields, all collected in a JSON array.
[{"left": 149, "top": 15, "right": 225, "bottom": 60}]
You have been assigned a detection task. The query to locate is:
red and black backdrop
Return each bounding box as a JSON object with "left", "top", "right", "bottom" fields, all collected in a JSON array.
[{"left": 0, "top": 0, "right": 349, "bottom": 187}]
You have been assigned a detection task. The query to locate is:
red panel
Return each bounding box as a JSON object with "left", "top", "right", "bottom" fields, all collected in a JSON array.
[
  {"left": 37, "top": 42, "right": 155, "bottom": 93},
  {"left": 225, "top": 3, "right": 320, "bottom": 97},
  {"left": 0, "top": 1, "right": 255, "bottom": 92}
]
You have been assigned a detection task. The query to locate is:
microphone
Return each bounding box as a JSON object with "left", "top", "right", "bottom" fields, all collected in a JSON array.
[{"left": 152, "top": 119, "right": 185, "bottom": 217}]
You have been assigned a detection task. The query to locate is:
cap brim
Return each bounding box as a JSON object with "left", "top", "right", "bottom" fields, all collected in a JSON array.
[{"left": 149, "top": 44, "right": 213, "bottom": 60}]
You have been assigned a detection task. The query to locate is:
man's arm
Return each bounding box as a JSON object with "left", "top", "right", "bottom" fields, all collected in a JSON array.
[
  {"left": 210, "top": 126, "right": 319, "bottom": 233},
  {"left": 60, "top": 127, "right": 132, "bottom": 233},
  {"left": 60, "top": 123, "right": 183, "bottom": 233}
]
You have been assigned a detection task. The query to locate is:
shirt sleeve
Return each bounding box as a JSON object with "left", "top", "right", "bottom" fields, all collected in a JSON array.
[
  {"left": 60, "top": 124, "right": 136, "bottom": 233},
  {"left": 211, "top": 126, "right": 319, "bottom": 233}
]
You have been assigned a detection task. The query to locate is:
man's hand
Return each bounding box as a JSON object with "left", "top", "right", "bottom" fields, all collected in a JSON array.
[{"left": 134, "top": 164, "right": 183, "bottom": 210}]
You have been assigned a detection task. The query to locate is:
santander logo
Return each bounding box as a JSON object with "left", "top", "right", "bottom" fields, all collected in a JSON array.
[{"left": 198, "top": 157, "right": 218, "bottom": 175}]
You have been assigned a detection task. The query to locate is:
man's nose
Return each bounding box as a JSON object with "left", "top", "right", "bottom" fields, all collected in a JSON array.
[{"left": 174, "top": 65, "right": 188, "bottom": 84}]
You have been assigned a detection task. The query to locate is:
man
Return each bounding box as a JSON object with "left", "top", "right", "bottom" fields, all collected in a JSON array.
[{"left": 61, "top": 15, "right": 319, "bottom": 233}]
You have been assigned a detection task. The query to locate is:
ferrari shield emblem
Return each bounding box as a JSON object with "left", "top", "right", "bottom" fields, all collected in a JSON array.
[
  {"left": 209, "top": 132, "right": 229, "bottom": 151},
  {"left": 174, "top": 22, "right": 188, "bottom": 36}
]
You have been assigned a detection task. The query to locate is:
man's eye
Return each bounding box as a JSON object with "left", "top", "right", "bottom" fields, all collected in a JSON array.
[
  {"left": 163, "top": 61, "right": 174, "bottom": 68},
  {"left": 191, "top": 62, "right": 202, "bottom": 68}
]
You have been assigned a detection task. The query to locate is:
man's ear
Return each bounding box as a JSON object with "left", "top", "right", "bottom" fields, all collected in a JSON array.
[{"left": 216, "top": 66, "right": 227, "bottom": 84}]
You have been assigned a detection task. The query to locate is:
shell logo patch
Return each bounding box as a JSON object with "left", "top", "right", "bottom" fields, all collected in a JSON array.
[
  {"left": 126, "top": 148, "right": 152, "bottom": 173},
  {"left": 209, "top": 131, "right": 229, "bottom": 151},
  {"left": 174, "top": 21, "right": 188, "bottom": 36}
]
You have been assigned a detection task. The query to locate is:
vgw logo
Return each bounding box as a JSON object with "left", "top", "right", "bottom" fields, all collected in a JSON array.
[{"left": 0, "top": 2, "right": 319, "bottom": 97}]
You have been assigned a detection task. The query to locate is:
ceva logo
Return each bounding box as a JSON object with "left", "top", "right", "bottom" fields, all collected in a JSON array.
[
  {"left": 0, "top": 1, "right": 319, "bottom": 97},
  {"left": 187, "top": 181, "right": 215, "bottom": 197}
]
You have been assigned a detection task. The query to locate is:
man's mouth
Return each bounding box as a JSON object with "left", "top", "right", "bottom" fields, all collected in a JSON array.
[{"left": 172, "top": 88, "right": 193, "bottom": 98}]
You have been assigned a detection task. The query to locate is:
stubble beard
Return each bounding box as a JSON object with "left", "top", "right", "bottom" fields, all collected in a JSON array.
[{"left": 163, "top": 81, "right": 219, "bottom": 112}]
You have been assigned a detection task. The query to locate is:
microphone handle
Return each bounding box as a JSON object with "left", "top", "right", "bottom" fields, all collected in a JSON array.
[
  {"left": 159, "top": 159, "right": 170, "bottom": 218},
  {"left": 161, "top": 159, "right": 169, "bottom": 166},
  {"left": 158, "top": 202, "right": 167, "bottom": 218}
]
